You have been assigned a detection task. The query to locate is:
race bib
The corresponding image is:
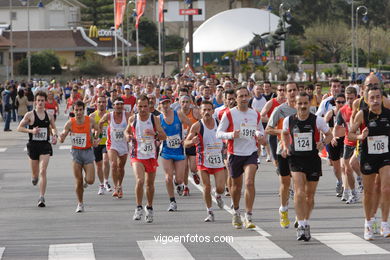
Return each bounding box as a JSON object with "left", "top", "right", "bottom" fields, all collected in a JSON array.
[
  {"left": 32, "top": 128, "right": 48, "bottom": 141},
  {"left": 240, "top": 123, "right": 256, "bottom": 139},
  {"left": 140, "top": 139, "right": 155, "bottom": 155},
  {"left": 71, "top": 133, "right": 87, "bottom": 148},
  {"left": 101, "top": 126, "right": 108, "bottom": 139},
  {"left": 124, "top": 104, "right": 132, "bottom": 113},
  {"left": 367, "top": 135, "right": 388, "bottom": 154},
  {"left": 294, "top": 132, "right": 313, "bottom": 151},
  {"left": 167, "top": 134, "right": 181, "bottom": 149},
  {"left": 113, "top": 129, "right": 124, "bottom": 142},
  {"left": 205, "top": 152, "right": 224, "bottom": 168},
  {"left": 47, "top": 109, "right": 55, "bottom": 116}
]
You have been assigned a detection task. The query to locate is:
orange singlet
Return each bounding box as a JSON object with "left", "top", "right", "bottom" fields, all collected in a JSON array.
[{"left": 70, "top": 116, "right": 92, "bottom": 149}]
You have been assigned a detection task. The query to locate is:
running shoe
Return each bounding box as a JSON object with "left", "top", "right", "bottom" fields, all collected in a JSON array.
[
  {"left": 176, "top": 184, "right": 184, "bottom": 196},
  {"left": 167, "top": 201, "right": 177, "bottom": 212},
  {"left": 183, "top": 187, "right": 190, "bottom": 196},
  {"left": 37, "top": 196, "right": 45, "bottom": 208},
  {"left": 224, "top": 187, "right": 230, "bottom": 197},
  {"left": 346, "top": 191, "right": 359, "bottom": 204},
  {"left": 380, "top": 222, "right": 390, "bottom": 238},
  {"left": 204, "top": 211, "right": 215, "bottom": 222},
  {"left": 112, "top": 187, "right": 118, "bottom": 197},
  {"left": 279, "top": 210, "right": 290, "bottom": 229},
  {"left": 357, "top": 176, "right": 363, "bottom": 193},
  {"left": 257, "top": 158, "right": 261, "bottom": 164},
  {"left": 75, "top": 203, "right": 84, "bottom": 213},
  {"left": 32, "top": 177, "right": 39, "bottom": 186},
  {"left": 133, "top": 207, "right": 143, "bottom": 221},
  {"left": 296, "top": 226, "right": 306, "bottom": 241},
  {"left": 304, "top": 225, "right": 311, "bottom": 241},
  {"left": 266, "top": 156, "right": 271, "bottom": 162},
  {"left": 372, "top": 218, "right": 379, "bottom": 234},
  {"left": 83, "top": 178, "right": 88, "bottom": 188},
  {"left": 261, "top": 147, "right": 267, "bottom": 157},
  {"left": 289, "top": 188, "right": 294, "bottom": 200},
  {"left": 216, "top": 195, "right": 224, "bottom": 209},
  {"left": 117, "top": 187, "right": 123, "bottom": 199},
  {"left": 294, "top": 216, "right": 298, "bottom": 228},
  {"left": 336, "top": 182, "right": 343, "bottom": 197},
  {"left": 98, "top": 185, "right": 104, "bottom": 195},
  {"left": 145, "top": 207, "right": 153, "bottom": 223},
  {"left": 341, "top": 191, "right": 348, "bottom": 201},
  {"left": 192, "top": 172, "right": 200, "bottom": 185},
  {"left": 364, "top": 224, "right": 374, "bottom": 240},
  {"left": 244, "top": 213, "right": 256, "bottom": 229},
  {"left": 104, "top": 182, "right": 113, "bottom": 192},
  {"left": 232, "top": 213, "right": 242, "bottom": 229},
  {"left": 358, "top": 183, "right": 364, "bottom": 193}
]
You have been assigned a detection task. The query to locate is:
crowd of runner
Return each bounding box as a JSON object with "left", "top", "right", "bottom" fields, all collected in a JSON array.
[{"left": 1, "top": 73, "right": 389, "bottom": 242}]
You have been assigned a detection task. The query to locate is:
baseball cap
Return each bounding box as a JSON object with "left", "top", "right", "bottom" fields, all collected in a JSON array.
[
  {"left": 124, "top": 85, "right": 131, "bottom": 90},
  {"left": 159, "top": 95, "right": 171, "bottom": 103},
  {"left": 96, "top": 84, "right": 104, "bottom": 89}
]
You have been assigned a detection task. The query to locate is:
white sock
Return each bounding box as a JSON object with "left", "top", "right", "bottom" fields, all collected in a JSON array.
[
  {"left": 215, "top": 192, "right": 223, "bottom": 198},
  {"left": 298, "top": 220, "right": 305, "bottom": 227},
  {"left": 104, "top": 179, "right": 108, "bottom": 183},
  {"left": 365, "top": 219, "right": 373, "bottom": 226},
  {"left": 381, "top": 221, "right": 388, "bottom": 227},
  {"left": 184, "top": 184, "right": 188, "bottom": 188},
  {"left": 207, "top": 207, "right": 213, "bottom": 213},
  {"left": 304, "top": 219, "right": 308, "bottom": 226},
  {"left": 279, "top": 205, "right": 288, "bottom": 212}
]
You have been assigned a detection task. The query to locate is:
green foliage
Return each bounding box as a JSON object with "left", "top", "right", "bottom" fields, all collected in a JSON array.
[
  {"left": 165, "top": 35, "right": 184, "bottom": 51},
  {"left": 132, "top": 18, "right": 158, "bottom": 49},
  {"left": 285, "top": 63, "right": 298, "bottom": 73},
  {"left": 76, "top": 51, "right": 109, "bottom": 75},
  {"left": 80, "top": 0, "right": 113, "bottom": 28},
  {"left": 129, "top": 56, "right": 138, "bottom": 65},
  {"left": 18, "top": 51, "right": 62, "bottom": 75},
  {"left": 140, "top": 47, "right": 158, "bottom": 65},
  {"left": 340, "top": 48, "right": 367, "bottom": 67}
]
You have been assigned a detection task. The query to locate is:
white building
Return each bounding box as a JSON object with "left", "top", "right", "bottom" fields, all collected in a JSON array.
[{"left": 0, "top": 0, "right": 86, "bottom": 31}]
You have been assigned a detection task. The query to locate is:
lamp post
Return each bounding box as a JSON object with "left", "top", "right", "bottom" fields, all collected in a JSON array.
[
  {"left": 9, "top": 0, "right": 14, "bottom": 80},
  {"left": 355, "top": 5, "right": 368, "bottom": 76},
  {"left": 20, "top": 0, "right": 31, "bottom": 81},
  {"left": 279, "top": 3, "right": 291, "bottom": 61}
]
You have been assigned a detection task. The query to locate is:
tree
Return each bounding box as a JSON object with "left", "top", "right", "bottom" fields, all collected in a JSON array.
[
  {"left": 80, "top": 0, "right": 113, "bottom": 28},
  {"left": 165, "top": 35, "right": 183, "bottom": 51},
  {"left": 18, "top": 51, "right": 62, "bottom": 75},
  {"left": 303, "top": 22, "right": 349, "bottom": 63},
  {"left": 302, "top": 44, "right": 320, "bottom": 81},
  {"left": 132, "top": 18, "right": 158, "bottom": 49}
]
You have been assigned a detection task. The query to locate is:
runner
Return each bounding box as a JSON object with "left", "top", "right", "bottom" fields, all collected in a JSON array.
[
  {"left": 181, "top": 95, "right": 201, "bottom": 195},
  {"left": 159, "top": 95, "right": 191, "bottom": 211},
  {"left": 266, "top": 82, "right": 298, "bottom": 229},
  {"left": 90, "top": 96, "right": 112, "bottom": 195},
  {"left": 281, "top": 92, "right": 332, "bottom": 241},
  {"left": 98, "top": 97, "right": 131, "bottom": 198},
  {"left": 45, "top": 91, "right": 59, "bottom": 121},
  {"left": 185, "top": 100, "right": 225, "bottom": 222},
  {"left": 17, "top": 91, "right": 58, "bottom": 207},
  {"left": 216, "top": 86, "right": 265, "bottom": 229},
  {"left": 59, "top": 100, "right": 99, "bottom": 212},
  {"left": 122, "top": 85, "right": 136, "bottom": 113},
  {"left": 126, "top": 95, "right": 166, "bottom": 223},
  {"left": 348, "top": 86, "right": 390, "bottom": 240}
]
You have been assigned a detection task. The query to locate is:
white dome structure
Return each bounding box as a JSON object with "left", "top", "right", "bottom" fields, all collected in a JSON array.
[{"left": 185, "top": 8, "right": 281, "bottom": 53}]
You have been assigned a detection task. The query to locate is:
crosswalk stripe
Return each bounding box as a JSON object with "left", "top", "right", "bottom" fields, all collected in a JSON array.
[
  {"left": 0, "top": 148, "right": 7, "bottom": 152},
  {"left": 227, "top": 236, "right": 292, "bottom": 259},
  {"left": 0, "top": 247, "right": 4, "bottom": 259},
  {"left": 59, "top": 145, "right": 71, "bottom": 150},
  {"left": 48, "top": 243, "right": 95, "bottom": 260},
  {"left": 137, "top": 240, "right": 195, "bottom": 260},
  {"left": 312, "top": 232, "right": 390, "bottom": 256}
]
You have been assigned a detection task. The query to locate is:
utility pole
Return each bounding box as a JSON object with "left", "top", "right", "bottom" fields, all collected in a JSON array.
[
  {"left": 188, "top": 1, "right": 193, "bottom": 67},
  {"left": 9, "top": 0, "right": 14, "bottom": 80}
]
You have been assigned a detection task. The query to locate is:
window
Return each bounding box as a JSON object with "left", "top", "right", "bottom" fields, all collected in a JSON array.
[
  {"left": 0, "top": 52, "right": 4, "bottom": 65},
  {"left": 11, "top": 12, "right": 17, "bottom": 20}
]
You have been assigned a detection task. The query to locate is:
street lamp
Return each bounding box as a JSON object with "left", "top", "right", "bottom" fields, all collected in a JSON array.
[
  {"left": 355, "top": 5, "right": 368, "bottom": 76},
  {"left": 20, "top": 0, "right": 31, "bottom": 81},
  {"left": 279, "top": 3, "right": 291, "bottom": 61}
]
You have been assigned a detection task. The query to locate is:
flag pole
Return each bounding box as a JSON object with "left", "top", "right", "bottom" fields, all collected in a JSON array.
[
  {"left": 114, "top": 0, "right": 118, "bottom": 58},
  {"left": 136, "top": 0, "right": 140, "bottom": 64},
  {"left": 158, "top": 19, "right": 161, "bottom": 64}
]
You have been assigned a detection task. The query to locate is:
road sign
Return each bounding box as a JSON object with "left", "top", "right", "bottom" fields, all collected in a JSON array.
[{"left": 179, "top": 8, "right": 202, "bottom": 15}]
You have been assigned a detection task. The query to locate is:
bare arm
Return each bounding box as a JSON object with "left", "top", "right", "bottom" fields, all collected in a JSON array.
[
  {"left": 260, "top": 100, "right": 273, "bottom": 122},
  {"left": 178, "top": 110, "right": 192, "bottom": 127},
  {"left": 265, "top": 125, "right": 282, "bottom": 136},
  {"left": 17, "top": 112, "right": 33, "bottom": 134},
  {"left": 125, "top": 115, "right": 135, "bottom": 142},
  {"left": 348, "top": 111, "right": 367, "bottom": 141},
  {"left": 59, "top": 120, "right": 72, "bottom": 143},
  {"left": 184, "top": 122, "right": 200, "bottom": 148},
  {"left": 154, "top": 116, "right": 167, "bottom": 141},
  {"left": 98, "top": 113, "right": 110, "bottom": 136}
]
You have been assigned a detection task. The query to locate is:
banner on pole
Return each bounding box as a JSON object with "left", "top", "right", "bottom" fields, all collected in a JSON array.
[
  {"left": 136, "top": 0, "right": 147, "bottom": 29},
  {"left": 114, "top": 0, "right": 127, "bottom": 29},
  {"left": 158, "top": 0, "right": 164, "bottom": 23}
]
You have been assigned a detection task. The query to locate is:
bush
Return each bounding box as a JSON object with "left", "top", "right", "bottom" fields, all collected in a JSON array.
[
  {"left": 77, "top": 60, "right": 108, "bottom": 75},
  {"left": 18, "top": 50, "right": 62, "bottom": 75},
  {"left": 285, "top": 63, "right": 298, "bottom": 73}
]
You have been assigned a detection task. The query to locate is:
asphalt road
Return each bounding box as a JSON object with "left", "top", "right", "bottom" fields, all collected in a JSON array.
[{"left": 1, "top": 107, "right": 390, "bottom": 260}]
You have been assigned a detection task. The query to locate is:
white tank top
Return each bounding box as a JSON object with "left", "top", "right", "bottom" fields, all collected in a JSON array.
[
  {"left": 200, "top": 119, "right": 224, "bottom": 168},
  {"left": 132, "top": 114, "right": 156, "bottom": 160},
  {"left": 108, "top": 111, "right": 128, "bottom": 153}
]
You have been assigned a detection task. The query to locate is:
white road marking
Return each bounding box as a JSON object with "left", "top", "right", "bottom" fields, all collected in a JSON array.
[
  {"left": 48, "top": 243, "right": 95, "bottom": 260},
  {"left": 0, "top": 247, "right": 4, "bottom": 259},
  {"left": 59, "top": 145, "right": 71, "bottom": 150},
  {"left": 0, "top": 148, "right": 7, "bottom": 152},
  {"left": 24, "top": 147, "right": 27, "bottom": 152},
  {"left": 188, "top": 177, "right": 271, "bottom": 237},
  {"left": 312, "top": 232, "right": 390, "bottom": 256},
  {"left": 228, "top": 236, "right": 292, "bottom": 259},
  {"left": 137, "top": 240, "right": 195, "bottom": 260}
]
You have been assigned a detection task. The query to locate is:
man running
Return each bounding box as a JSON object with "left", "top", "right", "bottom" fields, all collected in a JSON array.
[
  {"left": 216, "top": 87, "right": 265, "bottom": 229},
  {"left": 266, "top": 82, "right": 297, "bottom": 229},
  {"left": 348, "top": 86, "right": 390, "bottom": 240},
  {"left": 98, "top": 97, "right": 131, "bottom": 198},
  {"left": 281, "top": 92, "right": 332, "bottom": 241},
  {"left": 185, "top": 101, "right": 226, "bottom": 222},
  {"left": 159, "top": 95, "right": 191, "bottom": 211},
  {"left": 17, "top": 91, "right": 58, "bottom": 207},
  {"left": 90, "top": 95, "right": 112, "bottom": 195},
  {"left": 126, "top": 95, "right": 166, "bottom": 223},
  {"left": 59, "top": 100, "right": 99, "bottom": 212}
]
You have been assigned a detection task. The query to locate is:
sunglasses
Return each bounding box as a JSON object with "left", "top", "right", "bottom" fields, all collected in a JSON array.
[
  {"left": 277, "top": 89, "right": 286, "bottom": 92},
  {"left": 336, "top": 101, "right": 345, "bottom": 104}
]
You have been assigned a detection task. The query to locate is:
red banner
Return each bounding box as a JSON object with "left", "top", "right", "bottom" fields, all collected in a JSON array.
[
  {"left": 158, "top": 0, "right": 164, "bottom": 23},
  {"left": 114, "top": 0, "right": 127, "bottom": 29},
  {"left": 135, "top": 0, "right": 147, "bottom": 29}
]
